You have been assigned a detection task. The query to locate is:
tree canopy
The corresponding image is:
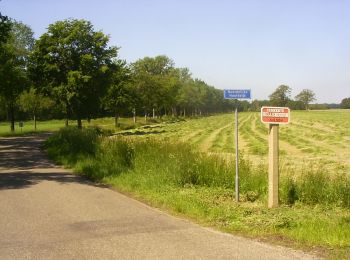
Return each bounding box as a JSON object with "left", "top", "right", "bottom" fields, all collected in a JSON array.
[
  {"left": 269, "top": 85, "right": 291, "bottom": 107},
  {"left": 340, "top": 97, "right": 350, "bottom": 109},
  {"left": 295, "top": 89, "right": 316, "bottom": 110},
  {"left": 29, "top": 19, "right": 118, "bottom": 127},
  {"left": 0, "top": 19, "right": 34, "bottom": 131},
  {"left": 0, "top": 13, "right": 11, "bottom": 44}
]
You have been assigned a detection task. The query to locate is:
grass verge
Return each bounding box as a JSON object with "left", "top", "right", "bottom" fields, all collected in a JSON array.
[{"left": 44, "top": 127, "right": 350, "bottom": 259}]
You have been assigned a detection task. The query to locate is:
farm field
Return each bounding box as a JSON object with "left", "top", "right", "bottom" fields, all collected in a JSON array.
[
  {"left": 2, "top": 110, "right": 349, "bottom": 175},
  {"left": 118, "top": 109, "right": 350, "bottom": 175}
]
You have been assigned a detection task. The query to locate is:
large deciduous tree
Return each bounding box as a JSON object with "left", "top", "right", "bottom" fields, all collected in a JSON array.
[
  {"left": 0, "top": 19, "right": 34, "bottom": 132},
  {"left": 29, "top": 19, "right": 118, "bottom": 128},
  {"left": 340, "top": 97, "right": 350, "bottom": 109},
  {"left": 295, "top": 89, "right": 316, "bottom": 110},
  {"left": 131, "top": 55, "right": 175, "bottom": 121},
  {"left": 269, "top": 85, "right": 292, "bottom": 107}
]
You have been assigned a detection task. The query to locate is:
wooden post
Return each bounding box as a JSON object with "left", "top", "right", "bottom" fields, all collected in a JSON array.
[{"left": 268, "top": 124, "right": 279, "bottom": 208}]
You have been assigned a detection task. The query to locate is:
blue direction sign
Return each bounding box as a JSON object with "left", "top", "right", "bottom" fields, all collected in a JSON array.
[{"left": 224, "top": 89, "right": 251, "bottom": 99}]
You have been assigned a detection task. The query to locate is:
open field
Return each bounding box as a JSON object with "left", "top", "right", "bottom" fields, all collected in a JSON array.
[
  {"left": 2, "top": 110, "right": 349, "bottom": 175},
  {"left": 117, "top": 110, "right": 350, "bottom": 175},
  {"left": 3, "top": 110, "right": 350, "bottom": 174}
]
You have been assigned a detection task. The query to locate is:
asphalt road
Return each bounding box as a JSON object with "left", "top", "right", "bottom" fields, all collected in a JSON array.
[{"left": 0, "top": 134, "right": 318, "bottom": 259}]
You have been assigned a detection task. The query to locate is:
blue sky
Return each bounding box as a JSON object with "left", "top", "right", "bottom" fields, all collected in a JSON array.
[{"left": 1, "top": 0, "right": 349, "bottom": 103}]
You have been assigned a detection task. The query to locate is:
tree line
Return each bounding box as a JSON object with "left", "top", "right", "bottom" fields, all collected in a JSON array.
[{"left": 1, "top": 15, "right": 348, "bottom": 131}]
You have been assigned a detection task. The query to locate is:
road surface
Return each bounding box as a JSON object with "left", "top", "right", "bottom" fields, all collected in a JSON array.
[{"left": 0, "top": 134, "right": 318, "bottom": 259}]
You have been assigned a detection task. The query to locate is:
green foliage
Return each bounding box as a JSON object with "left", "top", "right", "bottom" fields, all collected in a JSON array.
[
  {"left": 103, "top": 61, "right": 135, "bottom": 126},
  {"left": 295, "top": 89, "right": 316, "bottom": 110},
  {"left": 0, "top": 20, "right": 34, "bottom": 131},
  {"left": 44, "top": 126, "right": 102, "bottom": 161},
  {"left": 280, "top": 177, "right": 298, "bottom": 205},
  {"left": 269, "top": 85, "right": 292, "bottom": 107},
  {"left": 340, "top": 97, "right": 350, "bottom": 109},
  {"left": 0, "top": 13, "right": 12, "bottom": 44},
  {"left": 18, "top": 87, "right": 54, "bottom": 129},
  {"left": 29, "top": 19, "right": 118, "bottom": 126},
  {"left": 131, "top": 55, "right": 176, "bottom": 116}
]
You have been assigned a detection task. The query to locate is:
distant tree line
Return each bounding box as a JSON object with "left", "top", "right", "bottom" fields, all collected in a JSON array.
[{"left": 0, "top": 16, "right": 348, "bottom": 131}]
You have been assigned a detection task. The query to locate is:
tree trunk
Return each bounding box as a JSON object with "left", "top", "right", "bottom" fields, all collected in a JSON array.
[
  {"left": 34, "top": 114, "right": 37, "bottom": 131},
  {"left": 65, "top": 104, "right": 69, "bottom": 127},
  {"left": 10, "top": 105, "right": 15, "bottom": 132},
  {"left": 145, "top": 111, "right": 147, "bottom": 123},
  {"left": 77, "top": 118, "right": 82, "bottom": 129},
  {"left": 183, "top": 108, "right": 186, "bottom": 117},
  {"left": 114, "top": 111, "right": 119, "bottom": 127},
  {"left": 152, "top": 108, "right": 155, "bottom": 119},
  {"left": 133, "top": 108, "right": 136, "bottom": 124},
  {"left": 87, "top": 117, "right": 91, "bottom": 124}
]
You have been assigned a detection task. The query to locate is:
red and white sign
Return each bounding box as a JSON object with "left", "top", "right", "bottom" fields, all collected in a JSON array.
[{"left": 261, "top": 106, "right": 290, "bottom": 124}]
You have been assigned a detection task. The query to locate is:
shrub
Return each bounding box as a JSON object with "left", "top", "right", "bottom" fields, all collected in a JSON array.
[{"left": 44, "top": 126, "right": 103, "bottom": 160}]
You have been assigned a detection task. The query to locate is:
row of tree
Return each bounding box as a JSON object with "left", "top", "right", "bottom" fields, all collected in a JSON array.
[
  {"left": 0, "top": 15, "right": 348, "bottom": 131},
  {"left": 0, "top": 16, "right": 247, "bottom": 130}
]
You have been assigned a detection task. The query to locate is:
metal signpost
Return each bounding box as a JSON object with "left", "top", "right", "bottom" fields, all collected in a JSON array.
[
  {"left": 224, "top": 89, "right": 251, "bottom": 202},
  {"left": 260, "top": 106, "right": 290, "bottom": 208}
]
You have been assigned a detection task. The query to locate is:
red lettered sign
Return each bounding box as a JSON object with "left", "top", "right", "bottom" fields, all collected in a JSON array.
[{"left": 261, "top": 106, "right": 290, "bottom": 124}]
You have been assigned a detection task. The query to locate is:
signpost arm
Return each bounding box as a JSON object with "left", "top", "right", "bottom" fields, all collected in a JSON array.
[
  {"left": 235, "top": 107, "right": 239, "bottom": 202},
  {"left": 268, "top": 124, "right": 279, "bottom": 208}
]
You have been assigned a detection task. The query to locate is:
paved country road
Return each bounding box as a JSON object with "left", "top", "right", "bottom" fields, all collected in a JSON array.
[{"left": 0, "top": 134, "right": 319, "bottom": 260}]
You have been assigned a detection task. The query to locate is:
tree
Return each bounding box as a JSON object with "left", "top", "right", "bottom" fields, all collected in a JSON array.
[
  {"left": 29, "top": 19, "right": 118, "bottom": 128},
  {"left": 131, "top": 55, "right": 175, "bottom": 121},
  {"left": 340, "top": 97, "right": 350, "bottom": 109},
  {"left": 269, "top": 85, "right": 292, "bottom": 107},
  {"left": 103, "top": 60, "right": 135, "bottom": 127},
  {"left": 0, "top": 13, "right": 11, "bottom": 44},
  {"left": 0, "top": 20, "right": 34, "bottom": 132},
  {"left": 295, "top": 89, "right": 316, "bottom": 110},
  {"left": 18, "top": 87, "right": 54, "bottom": 130}
]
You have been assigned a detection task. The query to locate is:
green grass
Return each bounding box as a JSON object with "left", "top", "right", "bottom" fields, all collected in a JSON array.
[
  {"left": 44, "top": 126, "right": 350, "bottom": 258},
  {"left": 0, "top": 116, "right": 168, "bottom": 137}
]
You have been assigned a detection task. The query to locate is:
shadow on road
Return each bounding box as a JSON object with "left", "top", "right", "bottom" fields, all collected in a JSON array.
[
  {"left": 0, "top": 171, "right": 86, "bottom": 190},
  {"left": 0, "top": 134, "right": 54, "bottom": 169},
  {"left": 0, "top": 134, "right": 103, "bottom": 190}
]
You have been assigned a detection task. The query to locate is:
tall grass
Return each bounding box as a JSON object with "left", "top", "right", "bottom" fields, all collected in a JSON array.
[{"left": 45, "top": 127, "right": 350, "bottom": 209}]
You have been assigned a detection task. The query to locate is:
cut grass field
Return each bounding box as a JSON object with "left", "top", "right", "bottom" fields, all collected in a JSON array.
[{"left": 117, "top": 109, "right": 350, "bottom": 175}]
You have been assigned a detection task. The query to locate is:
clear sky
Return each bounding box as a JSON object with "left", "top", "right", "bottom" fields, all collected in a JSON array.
[{"left": 1, "top": 0, "right": 349, "bottom": 103}]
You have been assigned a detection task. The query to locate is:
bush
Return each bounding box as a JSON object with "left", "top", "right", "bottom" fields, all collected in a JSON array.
[{"left": 44, "top": 126, "right": 103, "bottom": 160}]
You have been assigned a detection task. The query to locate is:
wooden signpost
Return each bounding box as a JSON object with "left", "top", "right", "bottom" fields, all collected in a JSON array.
[{"left": 261, "top": 107, "right": 290, "bottom": 208}]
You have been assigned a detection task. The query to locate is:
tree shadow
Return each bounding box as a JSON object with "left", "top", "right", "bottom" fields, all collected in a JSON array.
[{"left": 0, "top": 134, "right": 106, "bottom": 190}]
